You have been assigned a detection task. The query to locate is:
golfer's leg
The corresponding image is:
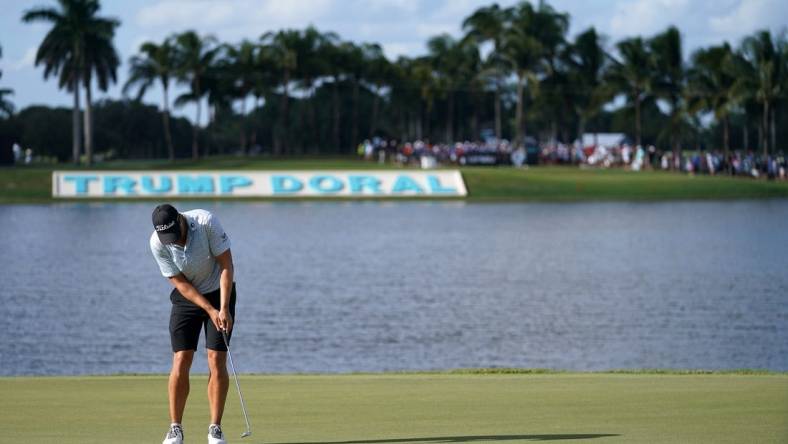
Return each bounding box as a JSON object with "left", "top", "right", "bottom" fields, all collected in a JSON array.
[
  {"left": 207, "top": 350, "right": 229, "bottom": 424},
  {"left": 169, "top": 350, "right": 194, "bottom": 423}
]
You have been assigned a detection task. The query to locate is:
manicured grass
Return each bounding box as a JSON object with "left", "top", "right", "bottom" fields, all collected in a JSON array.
[
  {"left": 2, "top": 156, "right": 788, "bottom": 202},
  {"left": 463, "top": 166, "right": 788, "bottom": 201},
  {"left": 1, "top": 373, "right": 786, "bottom": 443}
]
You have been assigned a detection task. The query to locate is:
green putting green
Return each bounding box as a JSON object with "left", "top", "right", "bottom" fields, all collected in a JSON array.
[{"left": 2, "top": 373, "right": 786, "bottom": 443}]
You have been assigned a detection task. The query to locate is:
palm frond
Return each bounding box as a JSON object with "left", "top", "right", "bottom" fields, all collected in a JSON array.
[
  {"left": 174, "top": 91, "right": 198, "bottom": 108},
  {"left": 21, "top": 7, "right": 62, "bottom": 24}
]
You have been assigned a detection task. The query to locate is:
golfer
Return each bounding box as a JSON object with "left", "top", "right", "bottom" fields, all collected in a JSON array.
[{"left": 150, "top": 204, "right": 236, "bottom": 444}]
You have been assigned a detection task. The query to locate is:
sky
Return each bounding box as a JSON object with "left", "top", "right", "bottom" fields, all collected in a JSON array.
[{"left": 1, "top": 0, "right": 786, "bottom": 123}]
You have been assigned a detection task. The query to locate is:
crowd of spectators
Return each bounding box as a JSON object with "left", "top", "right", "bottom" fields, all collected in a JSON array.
[
  {"left": 358, "top": 137, "right": 530, "bottom": 168},
  {"left": 542, "top": 139, "right": 787, "bottom": 179},
  {"left": 358, "top": 136, "right": 787, "bottom": 180}
]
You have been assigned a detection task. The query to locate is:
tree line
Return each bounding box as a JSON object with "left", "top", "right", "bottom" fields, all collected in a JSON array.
[{"left": 1, "top": 0, "right": 787, "bottom": 165}]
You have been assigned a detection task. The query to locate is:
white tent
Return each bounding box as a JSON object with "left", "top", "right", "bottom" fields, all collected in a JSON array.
[{"left": 579, "top": 133, "right": 626, "bottom": 149}]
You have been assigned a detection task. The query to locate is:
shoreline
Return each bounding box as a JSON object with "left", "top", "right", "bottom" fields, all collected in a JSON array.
[
  {"left": 3, "top": 368, "right": 787, "bottom": 378},
  {"left": 3, "top": 160, "right": 788, "bottom": 203}
]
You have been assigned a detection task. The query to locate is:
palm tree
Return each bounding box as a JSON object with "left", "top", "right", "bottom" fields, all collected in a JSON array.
[
  {"left": 261, "top": 29, "right": 299, "bottom": 155},
  {"left": 80, "top": 23, "right": 119, "bottom": 166},
  {"left": 224, "top": 39, "right": 259, "bottom": 153},
  {"left": 0, "top": 44, "right": 14, "bottom": 117},
  {"left": 412, "top": 56, "right": 438, "bottom": 140},
  {"left": 201, "top": 58, "right": 235, "bottom": 156},
  {"left": 333, "top": 42, "right": 390, "bottom": 145},
  {"left": 124, "top": 38, "right": 177, "bottom": 160},
  {"left": 342, "top": 42, "right": 367, "bottom": 148},
  {"left": 389, "top": 56, "right": 426, "bottom": 141},
  {"left": 23, "top": 0, "right": 120, "bottom": 165},
  {"left": 428, "top": 34, "right": 479, "bottom": 143},
  {"left": 363, "top": 43, "right": 391, "bottom": 139},
  {"left": 734, "top": 30, "right": 785, "bottom": 156},
  {"left": 464, "top": 59, "right": 487, "bottom": 141},
  {"left": 295, "top": 27, "right": 338, "bottom": 153},
  {"left": 607, "top": 37, "right": 653, "bottom": 147},
  {"left": 323, "top": 39, "right": 350, "bottom": 151},
  {"left": 501, "top": 6, "right": 540, "bottom": 147},
  {"left": 687, "top": 43, "right": 738, "bottom": 166},
  {"left": 564, "top": 28, "right": 610, "bottom": 148},
  {"left": 172, "top": 31, "right": 218, "bottom": 159},
  {"left": 503, "top": 1, "right": 569, "bottom": 147},
  {"left": 528, "top": 1, "right": 570, "bottom": 72},
  {"left": 247, "top": 42, "right": 277, "bottom": 151},
  {"left": 390, "top": 55, "right": 435, "bottom": 141},
  {"left": 650, "top": 26, "right": 685, "bottom": 155},
  {"left": 538, "top": 65, "right": 575, "bottom": 146},
  {"left": 463, "top": 3, "right": 510, "bottom": 140}
]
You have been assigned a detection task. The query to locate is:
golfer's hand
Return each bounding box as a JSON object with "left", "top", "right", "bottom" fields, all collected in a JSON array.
[
  {"left": 208, "top": 309, "right": 224, "bottom": 333},
  {"left": 217, "top": 309, "right": 233, "bottom": 333}
]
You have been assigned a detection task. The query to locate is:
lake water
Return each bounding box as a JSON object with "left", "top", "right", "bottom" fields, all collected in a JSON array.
[{"left": 1, "top": 201, "right": 787, "bottom": 376}]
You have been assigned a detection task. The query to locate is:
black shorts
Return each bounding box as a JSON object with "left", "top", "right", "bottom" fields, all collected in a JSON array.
[{"left": 169, "top": 283, "right": 237, "bottom": 352}]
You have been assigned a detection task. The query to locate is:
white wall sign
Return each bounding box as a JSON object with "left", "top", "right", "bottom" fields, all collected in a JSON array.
[{"left": 52, "top": 170, "right": 468, "bottom": 198}]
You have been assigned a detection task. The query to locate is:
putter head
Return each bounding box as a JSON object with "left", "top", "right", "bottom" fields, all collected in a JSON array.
[{"left": 241, "top": 431, "right": 252, "bottom": 438}]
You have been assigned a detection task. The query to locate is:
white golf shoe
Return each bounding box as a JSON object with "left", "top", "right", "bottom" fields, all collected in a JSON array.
[
  {"left": 208, "top": 424, "right": 227, "bottom": 444},
  {"left": 163, "top": 424, "right": 184, "bottom": 444}
]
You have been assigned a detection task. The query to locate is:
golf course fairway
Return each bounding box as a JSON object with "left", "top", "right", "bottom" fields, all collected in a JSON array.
[{"left": 2, "top": 373, "right": 786, "bottom": 443}]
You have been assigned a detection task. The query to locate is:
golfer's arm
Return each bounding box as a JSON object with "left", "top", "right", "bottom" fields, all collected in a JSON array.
[
  {"left": 215, "top": 248, "right": 234, "bottom": 311},
  {"left": 168, "top": 274, "right": 215, "bottom": 315}
]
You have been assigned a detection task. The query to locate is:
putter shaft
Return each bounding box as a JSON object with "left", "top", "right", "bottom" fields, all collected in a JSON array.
[{"left": 222, "top": 330, "right": 252, "bottom": 438}]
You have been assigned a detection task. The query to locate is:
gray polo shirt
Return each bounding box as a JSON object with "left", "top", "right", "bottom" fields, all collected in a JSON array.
[{"left": 149, "top": 209, "right": 231, "bottom": 294}]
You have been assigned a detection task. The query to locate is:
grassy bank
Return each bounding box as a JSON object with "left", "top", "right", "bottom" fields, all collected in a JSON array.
[
  {"left": 2, "top": 373, "right": 786, "bottom": 443},
  {"left": 2, "top": 156, "right": 788, "bottom": 202}
]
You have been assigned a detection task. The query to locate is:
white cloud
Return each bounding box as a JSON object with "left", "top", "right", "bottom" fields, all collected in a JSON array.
[
  {"left": 251, "top": 0, "right": 334, "bottom": 25},
  {"left": 433, "top": 0, "right": 476, "bottom": 19},
  {"left": 136, "top": 0, "right": 334, "bottom": 31},
  {"left": 7, "top": 47, "right": 37, "bottom": 72},
  {"left": 609, "top": 0, "right": 690, "bottom": 38},
  {"left": 366, "top": 0, "right": 421, "bottom": 14},
  {"left": 136, "top": 0, "right": 236, "bottom": 28},
  {"left": 600, "top": 0, "right": 788, "bottom": 57},
  {"left": 709, "top": 0, "right": 785, "bottom": 36}
]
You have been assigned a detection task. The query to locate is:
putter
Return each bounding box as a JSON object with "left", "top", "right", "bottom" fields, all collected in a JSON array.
[{"left": 222, "top": 329, "right": 252, "bottom": 438}]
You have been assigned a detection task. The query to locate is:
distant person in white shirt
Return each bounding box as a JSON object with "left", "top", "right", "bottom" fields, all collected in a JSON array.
[{"left": 150, "top": 204, "right": 236, "bottom": 444}]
